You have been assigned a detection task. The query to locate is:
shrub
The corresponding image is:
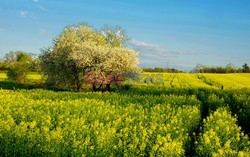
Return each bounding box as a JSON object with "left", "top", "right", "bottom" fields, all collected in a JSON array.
[{"left": 6, "top": 62, "right": 29, "bottom": 83}]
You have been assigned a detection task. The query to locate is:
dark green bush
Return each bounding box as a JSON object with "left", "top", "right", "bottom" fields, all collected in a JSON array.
[{"left": 7, "top": 62, "right": 29, "bottom": 83}]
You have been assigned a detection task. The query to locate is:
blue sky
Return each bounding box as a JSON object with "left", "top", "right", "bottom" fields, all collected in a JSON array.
[{"left": 0, "top": 0, "right": 250, "bottom": 70}]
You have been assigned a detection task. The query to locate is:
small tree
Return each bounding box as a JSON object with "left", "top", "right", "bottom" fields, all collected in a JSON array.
[
  {"left": 6, "top": 52, "right": 32, "bottom": 83},
  {"left": 7, "top": 62, "right": 29, "bottom": 83},
  {"left": 226, "top": 63, "right": 235, "bottom": 73},
  {"left": 192, "top": 64, "right": 205, "bottom": 73},
  {"left": 242, "top": 63, "right": 250, "bottom": 73}
]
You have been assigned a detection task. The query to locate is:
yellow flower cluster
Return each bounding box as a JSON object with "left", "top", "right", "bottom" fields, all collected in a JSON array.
[
  {"left": 1, "top": 86, "right": 249, "bottom": 156},
  {"left": 0, "top": 89, "right": 201, "bottom": 156},
  {"left": 143, "top": 73, "right": 250, "bottom": 89},
  {"left": 196, "top": 107, "right": 250, "bottom": 156}
]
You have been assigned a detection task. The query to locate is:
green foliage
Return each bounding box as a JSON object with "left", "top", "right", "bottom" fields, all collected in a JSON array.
[
  {"left": 196, "top": 107, "right": 250, "bottom": 156},
  {"left": 0, "top": 62, "right": 9, "bottom": 71},
  {"left": 6, "top": 62, "right": 29, "bottom": 83},
  {"left": 5, "top": 52, "right": 33, "bottom": 83},
  {"left": 192, "top": 63, "right": 249, "bottom": 73},
  {"left": 16, "top": 51, "right": 32, "bottom": 63},
  {"left": 242, "top": 63, "right": 250, "bottom": 73},
  {"left": 0, "top": 52, "right": 40, "bottom": 73},
  {"left": 143, "top": 67, "right": 183, "bottom": 73},
  {"left": 29, "top": 58, "right": 41, "bottom": 72}
]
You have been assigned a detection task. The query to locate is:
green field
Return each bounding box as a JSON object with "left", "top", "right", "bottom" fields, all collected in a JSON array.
[
  {"left": 0, "top": 73, "right": 250, "bottom": 156},
  {"left": 0, "top": 72, "right": 42, "bottom": 81}
]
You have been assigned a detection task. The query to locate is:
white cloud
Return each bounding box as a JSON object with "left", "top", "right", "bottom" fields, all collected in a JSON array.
[
  {"left": 128, "top": 39, "right": 166, "bottom": 55},
  {"left": 128, "top": 39, "right": 197, "bottom": 56},
  {"left": 19, "top": 10, "right": 37, "bottom": 20},
  {"left": 38, "top": 29, "right": 49, "bottom": 36},
  {"left": 127, "top": 39, "right": 199, "bottom": 69},
  {"left": 32, "top": 0, "right": 50, "bottom": 12},
  {"left": 37, "top": 5, "right": 50, "bottom": 12},
  {"left": 20, "top": 11, "right": 28, "bottom": 17}
]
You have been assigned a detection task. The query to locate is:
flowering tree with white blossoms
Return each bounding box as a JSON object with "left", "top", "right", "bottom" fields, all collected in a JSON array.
[{"left": 40, "top": 24, "right": 140, "bottom": 92}]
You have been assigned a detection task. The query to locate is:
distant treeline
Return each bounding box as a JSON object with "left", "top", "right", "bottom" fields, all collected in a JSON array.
[
  {"left": 0, "top": 51, "right": 41, "bottom": 72},
  {"left": 192, "top": 63, "right": 250, "bottom": 73},
  {"left": 1, "top": 51, "right": 249, "bottom": 74},
  {"left": 143, "top": 67, "right": 183, "bottom": 73}
]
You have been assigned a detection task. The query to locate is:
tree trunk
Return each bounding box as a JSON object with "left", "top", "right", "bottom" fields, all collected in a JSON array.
[
  {"left": 76, "top": 83, "right": 81, "bottom": 92},
  {"left": 73, "top": 66, "right": 81, "bottom": 92},
  {"left": 92, "top": 84, "right": 96, "bottom": 91},
  {"left": 92, "top": 84, "right": 103, "bottom": 92},
  {"left": 106, "top": 84, "right": 111, "bottom": 92}
]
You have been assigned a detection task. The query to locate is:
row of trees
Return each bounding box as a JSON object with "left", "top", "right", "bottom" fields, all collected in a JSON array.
[
  {"left": 0, "top": 51, "right": 41, "bottom": 72},
  {"left": 192, "top": 63, "right": 250, "bottom": 73},
  {"left": 143, "top": 67, "right": 183, "bottom": 73},
  {"left": 0, "top": 51, "right": 41, "bottom": 83}
]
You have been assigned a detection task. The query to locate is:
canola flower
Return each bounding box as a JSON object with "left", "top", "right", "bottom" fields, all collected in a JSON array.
[
  {"left": 0, "top": 79, "right": 250, "bottom": 156},
  {"left": 196, "top": 107, "right": 250, "bottom": 156},
  {"left": 142, "top": 73, "right": 250, "bottom": 89},
  {"left": 0, "top": 89, "right": 201, "bottom": 156}
]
